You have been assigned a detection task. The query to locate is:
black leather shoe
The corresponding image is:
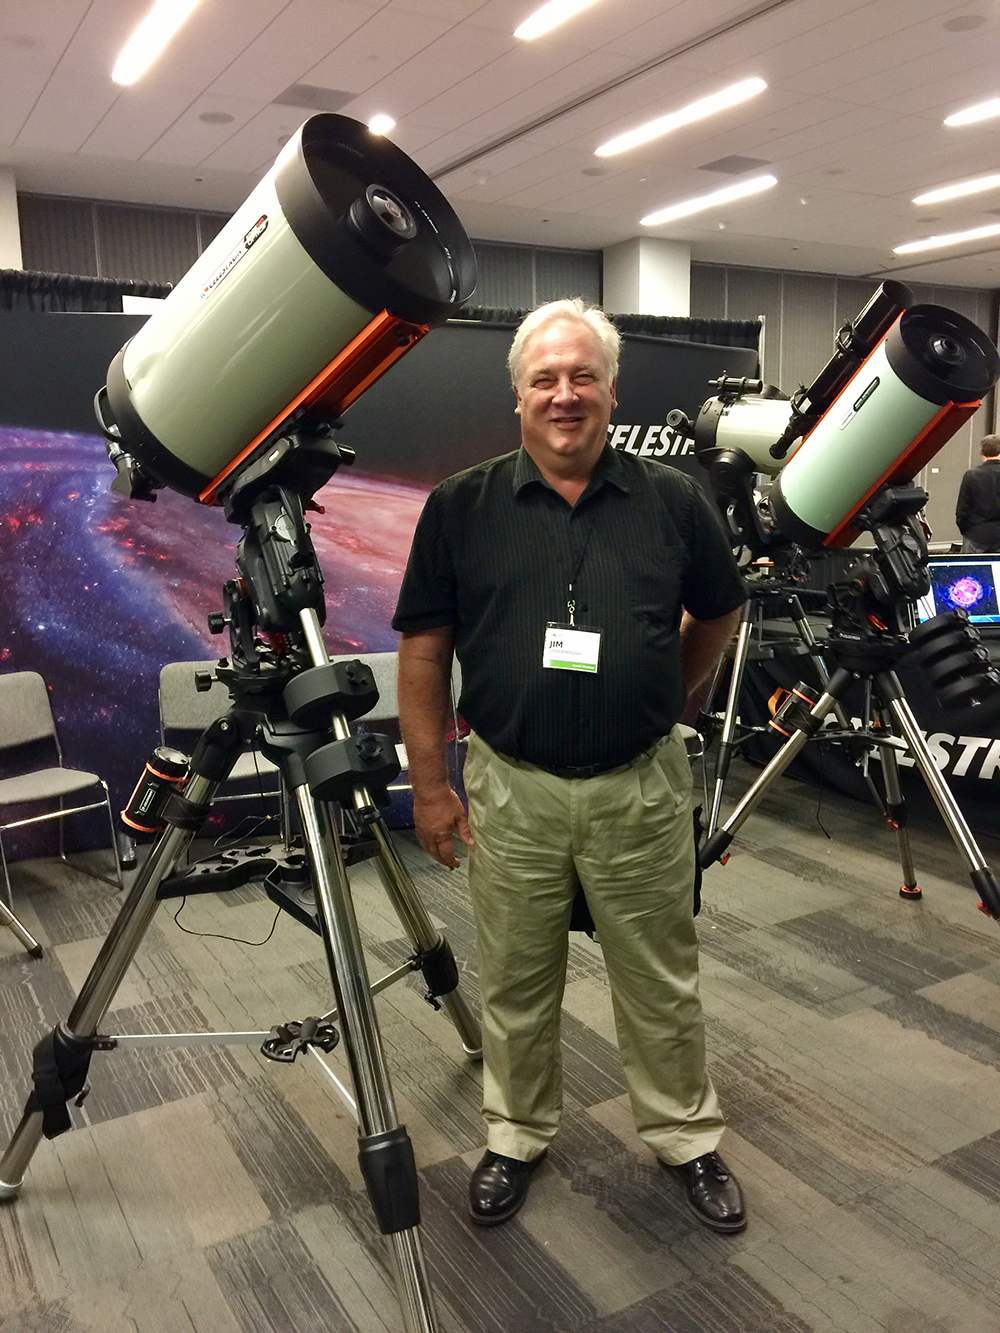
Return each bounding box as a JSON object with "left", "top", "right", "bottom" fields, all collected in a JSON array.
[
  {"left": 668, "top": 1151, "right": 746, "bottom": 1232},
  {"left": 468, "top": 1149, "right": 545, "bottom": 1226}
]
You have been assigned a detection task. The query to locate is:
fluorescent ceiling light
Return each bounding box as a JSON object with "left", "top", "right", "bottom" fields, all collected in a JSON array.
[
  {"left": 595, "top": 77, "right": 767, "bottom": 157},
  {"left": 641, "top": 173, "right": 777, "bottom": 226},
  {"left": 367, "top": 114, "right": 396, "bottom": 135},
  {"left": 112, "top": 0, "right": 200, "bottom": 84},
  {"left": 514, "top": 0, "right": 599, "bottom": 41},
  {"left": 893, "top": 223, "right": 1000, "bottom": 255},
  {"left": 944, "top": 96, "right": 1000, "bottom": 126},
  {"left": 913, "top": 172, "right": 1000, "bottom": 205}
]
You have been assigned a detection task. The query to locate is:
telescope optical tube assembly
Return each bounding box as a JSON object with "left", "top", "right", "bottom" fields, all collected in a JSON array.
[
  {"left": 98, "top": 114, "right": 477, "bottom": 503},
  {"left": 770, "top": 305, "right": 1000, "bottom": 548}
]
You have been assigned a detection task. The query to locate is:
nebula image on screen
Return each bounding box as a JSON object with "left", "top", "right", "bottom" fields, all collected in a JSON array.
[
  {"left": 931, "top": 563, "right": 1000, "bottom": 619},
  {"left": 0, "top": 425, "right": 430, "bottom": 850}
]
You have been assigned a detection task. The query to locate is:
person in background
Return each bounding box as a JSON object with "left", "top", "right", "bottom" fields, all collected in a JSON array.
[
  {"left": 393, "top": 298, "right": 748, "bottom": 1234},
  {"left": 956, "top": 433, "right": 1000, "bottom": 553}
]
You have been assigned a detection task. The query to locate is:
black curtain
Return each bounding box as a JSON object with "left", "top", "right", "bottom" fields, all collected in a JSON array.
[
  {"left": 0, "top": 269, "right": 172, "bottom": 312},
  {"left": 454, "top": 304, "right": 761, "bottom": 350},
  {"left": 0, "top": 276, "right": 762, "bottom": 352}
]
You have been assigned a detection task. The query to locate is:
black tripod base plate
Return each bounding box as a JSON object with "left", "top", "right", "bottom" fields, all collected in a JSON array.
[
  {"left": 159, "top": 844, "right": 288, "bottom": 899},
  {"left": 263, "top": 835, "right": 380, "bottom": 935}
]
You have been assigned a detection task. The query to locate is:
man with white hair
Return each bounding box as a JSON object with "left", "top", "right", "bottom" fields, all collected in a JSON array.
[{"left": 393, "top": 299, "right": 748, "bottom": 1232}]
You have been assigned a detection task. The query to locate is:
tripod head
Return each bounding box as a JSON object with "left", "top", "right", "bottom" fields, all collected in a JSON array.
[
  {"left": 205, "top": 414, "right": 351, "bottom": 673},
  {"left": 823, "top": 483, "right": 1000, "bottom": 713}
]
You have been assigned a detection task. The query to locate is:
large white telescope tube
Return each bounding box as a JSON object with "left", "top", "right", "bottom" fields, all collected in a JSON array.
[
  {"left": 98, "top": 114, "right": 477, "bottom": 504},
  {"left": 771, "top": 305, "right": 999, "bottom": 547}
]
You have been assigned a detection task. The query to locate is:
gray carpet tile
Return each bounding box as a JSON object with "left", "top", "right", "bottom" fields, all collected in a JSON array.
[{"left": 2, "top": 756, "right": 1000, "bottom": 1332}]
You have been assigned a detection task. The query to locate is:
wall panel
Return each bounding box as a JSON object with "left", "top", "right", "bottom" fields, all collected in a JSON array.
[
  {"left": 95, "top": 204, "right": 199, "bottom": 284},
  {"left": 18, "top": 195, "right": 98, "bottom": 276}
]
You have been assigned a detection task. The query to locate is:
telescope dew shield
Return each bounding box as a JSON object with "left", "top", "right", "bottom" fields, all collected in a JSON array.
[
  {"left": 771, "top": 305, "right": 1000, "bottom": 548},
  {"left": 101, "top": 114, "right": 477, "bottom": 502}
]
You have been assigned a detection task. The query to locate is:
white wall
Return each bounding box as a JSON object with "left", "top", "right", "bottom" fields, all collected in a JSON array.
[
  {"left": 602, "top": 237, "right": 690, "bottom": 316},
  {"left": 0, "top": 169, "right": 22, "bottom": 268}
]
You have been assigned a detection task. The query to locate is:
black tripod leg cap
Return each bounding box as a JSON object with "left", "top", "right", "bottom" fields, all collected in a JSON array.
[
  {"left": 971, "top": 868, "right": 1000, "bottom": 920},
  {"left": 700, "top": 829, "right": 734, "bottom": 869}
]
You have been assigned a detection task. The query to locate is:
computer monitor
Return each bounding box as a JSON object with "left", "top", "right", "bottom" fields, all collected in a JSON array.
[{"left": 916, "top": 555, "right": 1000, "bottom": 630}]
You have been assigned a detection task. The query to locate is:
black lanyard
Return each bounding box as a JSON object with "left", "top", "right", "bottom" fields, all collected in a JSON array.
[{"left": 563, "top": 504, "right": 598, "bottom": 627}]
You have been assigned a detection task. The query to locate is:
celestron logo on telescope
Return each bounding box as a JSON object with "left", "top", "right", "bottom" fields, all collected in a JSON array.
[
  {"left": 839, "top": 376, "right": 879, "bottom": 430},
  {"left": 608, "top": 424, "right": 693, "bottom": 457},
  {"left": 200, "top": 214, "right": 269, "bottom": 299}
]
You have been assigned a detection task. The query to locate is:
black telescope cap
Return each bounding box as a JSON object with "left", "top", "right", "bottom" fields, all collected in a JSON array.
[
  {"left": 275, "top": 114, "right": 478, "bottom": 326},
  {"left": 887, "top": 304, "right": 1000, "bottom": 404}
]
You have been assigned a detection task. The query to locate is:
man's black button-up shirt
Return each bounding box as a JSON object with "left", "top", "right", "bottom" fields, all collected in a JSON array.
[{"left": 392, "top": 445, "right": 747, "bottom": 771}]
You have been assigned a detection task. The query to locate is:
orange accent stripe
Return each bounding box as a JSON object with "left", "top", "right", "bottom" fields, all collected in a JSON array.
[
  {"left": 824, "top": 397, "right": 979, "bottom": 548},
  {"left": 121, "top": 811, "right": 158, "bottom": 833},
  {"left": 198, "top": 310, "right": 428, "bottom": 505}
]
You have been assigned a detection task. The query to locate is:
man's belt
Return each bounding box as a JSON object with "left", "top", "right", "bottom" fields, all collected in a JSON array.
[
  {"left": 536, "top": 760, "right": 625, "bottom": 779},
  {"left": 500, "top": 741, "right": 664, "bottom": 781}
]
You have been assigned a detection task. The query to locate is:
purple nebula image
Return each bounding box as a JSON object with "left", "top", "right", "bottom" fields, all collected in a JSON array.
[
  {"left": 947, "top": 575, "right": 985, "bottom": 610},
  {"left": 0, "top": 425, "right": 429, "bottom": 850}
]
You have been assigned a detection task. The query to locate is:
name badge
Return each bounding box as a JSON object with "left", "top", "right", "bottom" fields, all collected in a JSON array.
[{"left": 543, "top": 622, "right": 601, "bottom": 673}]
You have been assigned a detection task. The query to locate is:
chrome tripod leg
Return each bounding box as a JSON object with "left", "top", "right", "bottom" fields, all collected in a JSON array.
[
  {"left": 874, "top": 705, "right": 920, "bottom": 900},
  {"left": 707, "top": 601, "right": 755, "bottom": 836},
  {"left": 296, "top": 787, "right": 438, "bottom": 1333},
  {"left": 0, "top": 896, "right": 42, "bottom": 957},
  {"left": 881, "top": 676, "right": 1000, "bottom": 917},
  {"left": 701, "top": 669, "right": 851, "bottom": 869},
  {"left": 368, "top": 818, "right": 482, "bottom": 1057},
  {"left": 0, "top": 781, "right": 212, "bottom": 1199}
]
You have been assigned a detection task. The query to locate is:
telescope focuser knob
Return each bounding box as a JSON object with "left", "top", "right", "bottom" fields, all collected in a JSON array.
[{"left": 207, "top": 612, "right": 227, "bottom": 635}]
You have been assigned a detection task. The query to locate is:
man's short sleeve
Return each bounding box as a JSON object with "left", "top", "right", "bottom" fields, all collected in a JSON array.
[
  {"left": 680, "top": 483, "right": 747, "bottom": 620},
  {"left": 392, "top": 487, "right": 458, "bottom": 632}
]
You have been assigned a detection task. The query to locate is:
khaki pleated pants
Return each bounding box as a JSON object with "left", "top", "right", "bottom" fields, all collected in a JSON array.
[{"left": 463, "top": 728, "right": 724, "bottom": 1166}]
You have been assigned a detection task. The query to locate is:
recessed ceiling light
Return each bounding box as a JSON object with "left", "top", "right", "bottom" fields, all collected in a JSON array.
[
  {"left": 893, "top": 222, "right": 1000, "bottom": 254},
  {"left": 641, "top": 173, "right": 777, "bottom": 226},
  {"left": 913, "top": 171, "right": 1000, "bottom": 204},
  {"left": 944, "top": 95, "right": 1000, "bottom": 126},
  {"left": 367, "top": 114, "right": 396, "bottom": 135},
  {"left": 943, "top": 13, "right": 987, "bottom": 29},
  {"left": 112, "top": 0, "right": 200, "bottom": 85},
  {"left": 514, "top": 0, "right": 600, "bottom": 40},
  {"left": 595, "top": 77, "right": 767, "bottom": 157}
]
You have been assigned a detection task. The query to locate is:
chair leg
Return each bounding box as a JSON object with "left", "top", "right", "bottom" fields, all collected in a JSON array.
[
  {"left": 55, "top": 785, "right": 126, "bottom": 890},
  {"left": 57, "top": 797, "right": 68, "bottom": 865},
  {"left": 0, "top": 831, "right": 12, "bottom": 909},
  {"left": 101, "top": 783, "right": 126, "bottom": 891}
]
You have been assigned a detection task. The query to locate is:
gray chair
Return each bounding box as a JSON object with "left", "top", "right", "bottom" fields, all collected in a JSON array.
[
  {"left": 158, "top": 661, "right": 281, "bottom": 809},
  {"left": 0, "top": 670, "right": 124, "bottom": 908}
]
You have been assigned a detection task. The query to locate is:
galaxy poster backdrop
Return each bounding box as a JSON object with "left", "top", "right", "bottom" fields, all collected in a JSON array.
[{"left": 0, "top": 311, "right": 751, "bottom": 858}]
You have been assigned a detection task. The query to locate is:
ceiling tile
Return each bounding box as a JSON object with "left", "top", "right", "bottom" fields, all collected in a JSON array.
[{"left": 208, "top": 0, "right": 384, "bottom": 101}]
